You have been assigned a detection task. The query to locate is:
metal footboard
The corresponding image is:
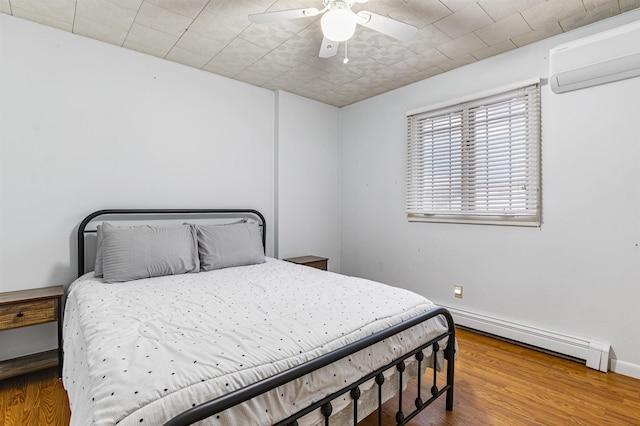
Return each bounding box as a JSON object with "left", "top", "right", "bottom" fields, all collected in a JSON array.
[{"left": 164, "top": 307, "right": 455, "bottom": 426}]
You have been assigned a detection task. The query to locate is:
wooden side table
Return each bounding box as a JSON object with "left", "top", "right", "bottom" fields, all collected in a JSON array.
[
  {"left": 283, "top": 255, "right": 328, "bottom": 271},
  {"left": 0, "top": 286, "right": 64, "bottom": 380}
]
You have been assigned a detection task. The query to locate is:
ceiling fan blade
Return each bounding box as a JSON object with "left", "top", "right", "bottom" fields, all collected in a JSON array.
[
  {"left": 356, "top": 11, "right": 417, "bottom": 42},
  {"left": 249, "top": 8, "right": 319, "bottom": 24},
  {"left": 319, "top": 37, "right": 338, "bottom": 58}
]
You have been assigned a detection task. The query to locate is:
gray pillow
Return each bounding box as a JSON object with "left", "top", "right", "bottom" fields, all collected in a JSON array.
[
  {"left": 94, "top": 224, "right": 104, "bottom": 277},
  {"left": 195, "top": 221, "right": 265, "bottom": 271},
  {"left": 100, "top": 223, "right": 200, "bottom": 283}
]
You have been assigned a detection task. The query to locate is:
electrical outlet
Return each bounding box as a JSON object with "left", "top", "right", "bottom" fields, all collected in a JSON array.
[{"left": 454, "top": 285, "right": 463, "bottom": 298}]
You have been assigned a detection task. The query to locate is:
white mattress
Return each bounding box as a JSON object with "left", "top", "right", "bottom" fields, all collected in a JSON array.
[{"left": 63, "top": 258, "right": 449, "bottom": 425}]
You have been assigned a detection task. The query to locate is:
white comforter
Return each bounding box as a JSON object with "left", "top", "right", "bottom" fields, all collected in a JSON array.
[{"left": 63, "top": 258, "right": 449, "bottom": 425}]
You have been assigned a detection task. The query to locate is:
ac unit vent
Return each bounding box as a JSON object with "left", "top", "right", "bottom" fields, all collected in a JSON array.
[{"left": 549, "top": 20, "right": 640, "bottom": 94}]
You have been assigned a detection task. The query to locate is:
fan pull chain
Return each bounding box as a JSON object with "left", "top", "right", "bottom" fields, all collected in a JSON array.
[{"left": 343, "top": 40, "right": 349, "bottom": 64}]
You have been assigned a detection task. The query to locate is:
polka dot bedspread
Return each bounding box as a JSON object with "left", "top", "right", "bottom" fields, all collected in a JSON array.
[{"left": 62, "top": 258, "right": 449, "bottom": 425}]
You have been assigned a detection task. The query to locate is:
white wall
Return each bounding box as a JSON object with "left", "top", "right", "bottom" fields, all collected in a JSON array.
[
  {"left": 276, "top": 91, "right": 341, "bottom": 271},
  {"left": 0, "top": 15, "right": 278, "bottom": 360},
  {"left": 340, "top": 10, "right": 640, "bottom": 376}
]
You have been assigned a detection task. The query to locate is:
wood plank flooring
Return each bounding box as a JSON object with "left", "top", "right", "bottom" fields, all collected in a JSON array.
[
  {"left": 1, "top": 328, "right": 638, "bottom": 425},
  {"left": 361, "top": 328, "right": 640, "bottom": 425}
]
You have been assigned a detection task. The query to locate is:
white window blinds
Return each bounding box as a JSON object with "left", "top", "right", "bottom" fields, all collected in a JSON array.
[{"left": 406, "top": 84, "right": 541, "bottom": 226}]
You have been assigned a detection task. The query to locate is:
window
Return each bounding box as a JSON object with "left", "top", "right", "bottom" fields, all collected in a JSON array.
[{"left": 406, "top": 83, "right": 541, "bottom": 226}]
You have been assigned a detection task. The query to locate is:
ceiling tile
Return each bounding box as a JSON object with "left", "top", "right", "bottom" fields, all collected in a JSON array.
[
  {"left": 240, "top": 22, "right": 298, "bottom": 50},
  {"left": 243, "top": 57, "right": 291, "bottom": 81},
  {"left": 76, "top": 0, "right": 138, "bottom": 31},
  {"left": 371, "top": 45, "right": 417, "bottom": 66},
  {"left": 9, "top": 0, "right": 74, "bottom": 23},
  {"left": 475, "top": 13, "right": 532, "bottom": 46},
  {"left": 437, "top": 0, "right": 469, "bottom": 13},
  {"left": 438, "top": 53, "right": 477, "bottom": 72},
  {"left": 124, "top": 23, "right": 179, "bottom": 57},
  {"left": 145, "top": 0, "right": 208, "bottom": 19},
  {"left": 582, "top": 0, "right": 619, "bottom": 10},
  {"left": 290, "top": 85, "right": 324, "bottom": 100},
  {"left": 521, "top": 0, "right": 585, "bottom": 30},
  {"left": 134, "top": 1, "right": 192, "bottom": 37},
  {"left": 344, "top": 27, "right": 396, "bottom": 61},
  {"left": 300, "top": 75, "right": 340, "bottom": 94},
  {"left": 351, "top": 73, "right": 394, "bottom": 93},
  {"left": 404, "top": 0, "right": 453, "bottom": 26},
  {"left": 410, "top": 66, "right": 444, "bottom": 82},
  {"left": 559, "top": 3, "right": 621, "bottom": 32},
  {"left": 284, "top": 62, "right": 326, "bottom": 81},
  {"left": 621, "top": 0, "right": 640, "bottom": 12},
  {"left": 73, "top": 15, "right": 128, "bottom": 46},
  {"left": 478, "top": 0, "right": 545, "bottom": 21},
  {"left": 310, "top": 90, "right": 343, "bottom": 106},
  {"left": 202, "top": 38, "right": 270, "bottom": 76},
  {"left": 201, "top": 60, "right": 241, "bottom": 78},
  {"left": 343, "top": 56, "right": 389, "bottom": 77},
  {"left": 405, "top": 25, "right": 452, "bottom": 54},
  {"left": 107, "top": 0, "right": 143, "bottom": 9},
  {"left": 165, "top": 46, "right": 210, "bottom": 68},
  {"left": 234, "top": 68, "right": 273, "bottom": 87},
  {"left": 434, "top": 2, "right": 495, "bottom": 39},
  {"left": 260, "top": 44, "right": 309, "bottom": 68},
  {"left": 438, "top": 32, "right": 488, "bottom": 58},
  {"left": 384, "top": 0, "right": 438, "bottom": 29},
  {"left": 174, "top": 30, "right": 227, "bottom": 58},
  {"left": 201, "top": 61, "right": 237, "bottom": 79},
  {"left": 10, "top": 5, "right": 72, "bottom": 31},
  {"left": 0, "top": 0, "right": 11, "bottom": 14},
  {"left": 471, "top": 39, "right": 516, "bottom": 60},
  {"left": 266, "top": 72, "right": 310, "bottom": 91},
  {"left": 404, "top": 47, "right": 452, "bottom": 71},
  {"left": 217, "top": 37, "right": 270, "bottom": 66},
  {"left": 511, "top": 22, "right": 563, "bottom": 47},
  {"left": 189, "top": 8, "right": 249, "bottom": 44},
  {"left": 331, "top": 81, "right": 366, "bottom": 99},
  {"left": 314, "top": 65, "right": 363, "bottom": 85}
]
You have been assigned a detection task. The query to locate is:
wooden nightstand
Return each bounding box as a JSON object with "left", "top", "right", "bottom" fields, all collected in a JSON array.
[
  {"left": 0, "top": 286, "right": 64, "bottom": 380},
  {"left": 283, "top": 255, "right": 328, "bottom": 271}
]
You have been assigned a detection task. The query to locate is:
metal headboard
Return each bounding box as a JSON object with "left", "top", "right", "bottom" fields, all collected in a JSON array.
[{"left": 77, "top": 209, "right": 266, "bottom": 278}]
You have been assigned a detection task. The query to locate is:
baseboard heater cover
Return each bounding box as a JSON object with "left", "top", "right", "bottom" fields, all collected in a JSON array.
[{"left": 441, "top": 306, "right": 610, "bottom": 372}]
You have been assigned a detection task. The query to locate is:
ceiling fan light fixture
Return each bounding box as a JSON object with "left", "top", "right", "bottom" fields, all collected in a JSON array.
[{"left": 321, "top": 9, "right": 357, "bottom": 42}]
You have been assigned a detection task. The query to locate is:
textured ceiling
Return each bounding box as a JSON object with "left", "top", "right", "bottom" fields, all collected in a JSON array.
[{"left": 1, "top": 0, "right": 639, "bottom": 107}]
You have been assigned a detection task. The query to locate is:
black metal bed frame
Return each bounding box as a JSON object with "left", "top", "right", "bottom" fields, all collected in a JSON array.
[{"left": 76, "top": 209, "right": 455, "bottom": 426}]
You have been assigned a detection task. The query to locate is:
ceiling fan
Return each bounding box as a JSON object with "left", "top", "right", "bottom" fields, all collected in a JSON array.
[{"left": 248, "top": 0, "right": 417, "bottom": 61}]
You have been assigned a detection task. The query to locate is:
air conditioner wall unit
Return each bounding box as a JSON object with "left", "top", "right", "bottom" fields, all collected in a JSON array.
[{"left": 549, "top": 20, "right": 640, "bottom": 94}]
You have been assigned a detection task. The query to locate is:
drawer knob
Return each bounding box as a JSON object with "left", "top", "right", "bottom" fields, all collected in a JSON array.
[{"left": 16, "top": 311, "right": 24, "bottom": 318}]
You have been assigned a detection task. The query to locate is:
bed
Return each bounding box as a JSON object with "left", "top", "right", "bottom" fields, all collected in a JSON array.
[{"left": 63, "top": 209, "right": 455, "bottom": 425}]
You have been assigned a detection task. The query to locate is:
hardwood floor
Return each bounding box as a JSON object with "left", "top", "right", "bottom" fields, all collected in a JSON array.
[
  {"left": 1, "top": 328, "right": 638, "bottom": 425},
  {"left": 0, "top": 368, "right": 69, "bottom": 426},
  {"left": 361, "top": 328, "right": 640, "bottom": 426}
]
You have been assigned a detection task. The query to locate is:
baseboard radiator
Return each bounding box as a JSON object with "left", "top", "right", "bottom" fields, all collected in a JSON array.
[{"left": 442, "top": 306, "right": 610, "bottom": 372}]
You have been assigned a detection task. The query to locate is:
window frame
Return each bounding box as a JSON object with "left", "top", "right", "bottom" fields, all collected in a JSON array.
[{"left": 406, "top": 82, "right": 542, "bottom": 227}]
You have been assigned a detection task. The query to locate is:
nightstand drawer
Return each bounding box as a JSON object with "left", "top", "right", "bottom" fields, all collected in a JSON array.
[{"left": 0, "top": 299, "right": 57, "bottom": 330}]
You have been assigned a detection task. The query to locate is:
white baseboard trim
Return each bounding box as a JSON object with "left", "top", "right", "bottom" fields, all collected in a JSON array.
[
  {"left": 440, "top": 305, "right": 610, "bottom": 373},
  {"left": 610, "top": 359, "right": 640, "bottom": 380}
]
